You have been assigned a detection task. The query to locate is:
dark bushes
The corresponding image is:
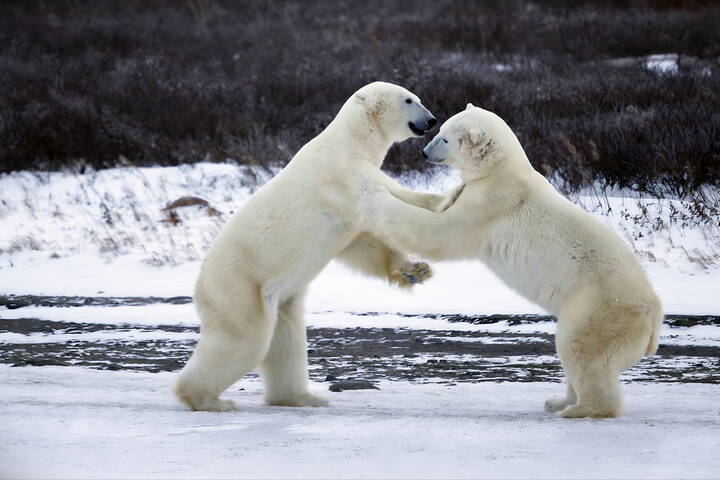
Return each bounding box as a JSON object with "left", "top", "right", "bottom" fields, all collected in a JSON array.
[{"left": 0, "top": 0, "right": 719, "bottom": 198}]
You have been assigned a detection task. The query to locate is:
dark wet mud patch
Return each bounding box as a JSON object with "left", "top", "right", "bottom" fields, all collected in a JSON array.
[
  {"left": 2, "top": 295, "right": 718, "bottom": 329},
  {"left": 0, "top": 317, "right": 197, "bottom": 335},
  {"left": 2, "top": 317, "right": 718, "bottom": 384},
  {"left": 0, "top": 294, "right": 192, "bottom": 310}
]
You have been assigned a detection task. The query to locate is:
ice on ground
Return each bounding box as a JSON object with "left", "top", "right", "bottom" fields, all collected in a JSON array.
[{"left": 1, "top": 365, "right": 718, "bottom": 479}]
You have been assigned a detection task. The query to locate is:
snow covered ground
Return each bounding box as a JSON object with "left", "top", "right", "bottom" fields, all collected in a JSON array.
[
  {"left": 1, "top": 163, "right": 718, "bottom": 315},
  {"left": 1, "top": 163, "right": 719, "bottom": 478},
  {"left": 2, "top": 253, "right": 720, "bottom": 316},
  {"left": 2, "top": 365, "right": 719, "bottom": 479}
]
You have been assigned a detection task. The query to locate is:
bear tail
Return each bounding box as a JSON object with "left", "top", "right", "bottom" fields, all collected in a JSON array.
[{"left": 645, "top": 310, "right": 663, "bottom": 355}]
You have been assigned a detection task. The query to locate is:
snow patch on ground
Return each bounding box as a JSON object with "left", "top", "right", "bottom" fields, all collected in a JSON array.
[
  {"left": 2, "top": 253, "right": 720, "bottom": 315},
  {"left": 1, "top": 163, "right": 719, "bottom": 314},
  {"left": 646, "top": 53, "right": 679, "bottom": 74},
  {"left": 1, "top": 365, "right": 718, "bottom": 479},
  {"left": 0, "top": 163, "right": 272, "bottom": 266}
]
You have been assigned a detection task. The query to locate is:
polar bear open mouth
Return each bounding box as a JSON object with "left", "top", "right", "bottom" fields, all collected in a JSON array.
[{"left": 408, "top": 122, "right": 427, "bottom": 136}]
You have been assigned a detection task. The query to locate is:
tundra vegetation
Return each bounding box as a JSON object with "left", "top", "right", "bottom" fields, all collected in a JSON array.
[{"left": 0, "top": 0, "right": 718, "bottom": 264}]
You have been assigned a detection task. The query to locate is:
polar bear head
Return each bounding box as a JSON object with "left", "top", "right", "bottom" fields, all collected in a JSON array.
[
  {"left": 351, "top": 81, "right": 437, "bottom": 143},
  {"left": 422, "top": 103, "right": 528, "bottom": 180}
]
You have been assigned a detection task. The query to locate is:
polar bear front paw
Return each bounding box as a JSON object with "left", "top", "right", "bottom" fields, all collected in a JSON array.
[
  {"left": 267, "top": 392, "right": 330, "bottom": 408},
  {"left": 391, "top": 262, "right": 433, "bottom": 288}
]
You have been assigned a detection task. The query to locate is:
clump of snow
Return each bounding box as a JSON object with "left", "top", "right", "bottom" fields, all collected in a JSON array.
[{"left": 646, "top": 54, "right": 679, "bottom": 74}]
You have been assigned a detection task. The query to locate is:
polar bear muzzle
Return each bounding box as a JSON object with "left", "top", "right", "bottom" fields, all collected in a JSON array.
[
  {"left": 407, "top": 102, "right": 437, "bottom": 137},
  {"left": 409, "top": 117, "right": 436, "bottom": 136},
  {"left": 422, "top": 134, "right": 448, "bottom": 164}
]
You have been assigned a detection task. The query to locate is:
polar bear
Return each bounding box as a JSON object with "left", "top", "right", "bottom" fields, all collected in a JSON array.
[
  {"left": 362, "top": 104, "right": 663, "bottom": 418},
  {"left": 175, "top": 82, "right": 444, "bottom": 411}
]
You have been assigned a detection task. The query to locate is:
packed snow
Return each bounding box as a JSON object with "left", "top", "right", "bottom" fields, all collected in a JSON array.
[
  {"left": 1, "top": 365, "right": 719, "bottom": 479},
  {"left": 1, "top": 163, "right": 719, "bottom": 479},
  {"left": 1, "top": 163, "right": 718, "bottom": 315},
  {"left": 2, "top": 253, "right": 720, "bottom": 316}
]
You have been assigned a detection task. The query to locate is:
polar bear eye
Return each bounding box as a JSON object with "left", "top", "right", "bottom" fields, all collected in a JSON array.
[
  {"left": 405, "top": 98, "right": 412, "bottom": 104},
  {"left": 443, "top": 138, "right": 448, "bottom": 144}
]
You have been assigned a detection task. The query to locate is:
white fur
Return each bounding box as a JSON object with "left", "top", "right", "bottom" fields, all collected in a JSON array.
[
  {"left": 363, "top": 105, "right": 663, "bottom": 419},
  {"left": 175, "top": 82, "right": 441, "bottom": 411}
]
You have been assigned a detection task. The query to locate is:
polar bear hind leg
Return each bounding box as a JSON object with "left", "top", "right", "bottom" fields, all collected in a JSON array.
[
  {"left": 544, "top": 380, "right": 577, "bottom": 413},
  {"left": 557, "top": 363, "right": 622, "bottom": 419},
  {"left": 260, "top": 292, "right": 329, "bottom": 407},
  {"left": 554, "top": 299, "right": 650, "bottom": 419},
  {"left": 175, "top": 284, "right": 275, "bottom": 412}
]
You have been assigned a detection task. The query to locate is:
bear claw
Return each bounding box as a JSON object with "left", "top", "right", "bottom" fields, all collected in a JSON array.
[
  {"left": 401, "top": 273, "right": 418, "bottom": 284},
  {"left": 392, "top": 262, "right": 433, "bottom": 288}
]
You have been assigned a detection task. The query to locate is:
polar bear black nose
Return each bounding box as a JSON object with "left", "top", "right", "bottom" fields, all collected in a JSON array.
[{"left": 427, "top": 118, "right": 437, "bottom": 128}]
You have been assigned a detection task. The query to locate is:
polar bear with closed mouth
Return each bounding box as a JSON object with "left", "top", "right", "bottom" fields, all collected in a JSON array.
[
  {"left": 175, "top": 82, "right": 445, "bottom": 412},
  {"left": 363, "top": 104, "right": 663, "bottom": 418}
]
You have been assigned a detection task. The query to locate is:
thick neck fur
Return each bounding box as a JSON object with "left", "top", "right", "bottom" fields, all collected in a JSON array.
[
  {"left": 321, "top": 99, "right": 393, "bottom": 168},
  {"left": 463, "top": 123, "right": 534, "bottom": 184}
]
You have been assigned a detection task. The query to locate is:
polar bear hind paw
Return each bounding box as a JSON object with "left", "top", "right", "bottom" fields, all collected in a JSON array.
[
  {"left": 267, "top": 392, "right": 329, "bottom": 407},
  {"left": 558, "top": 404, "right": 619, "bottom": 419},
  {"left": 190, "top": 397, "right": 236, "bottom": 412},
  {"left": 544, "top": 396, "right": 572, "bottom": 413}
]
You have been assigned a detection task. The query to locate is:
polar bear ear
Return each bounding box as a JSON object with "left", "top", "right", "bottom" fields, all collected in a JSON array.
[{"left": 466, "top": 103, "right": 475, "bottom": 111}]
